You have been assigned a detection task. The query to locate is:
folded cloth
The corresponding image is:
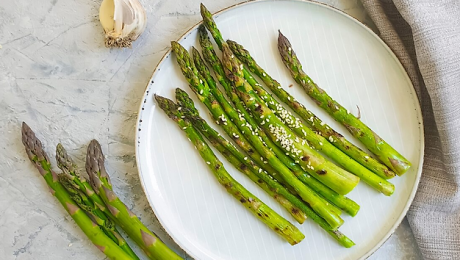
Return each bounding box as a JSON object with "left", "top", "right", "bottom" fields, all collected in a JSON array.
[{"left": 359, "top": 0, "right": 460, "bottom": 259}]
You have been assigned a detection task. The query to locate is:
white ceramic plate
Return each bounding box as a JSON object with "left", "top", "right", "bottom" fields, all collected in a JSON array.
[{"left": 135, "top": 1, "right": 424, "bottom": 259}]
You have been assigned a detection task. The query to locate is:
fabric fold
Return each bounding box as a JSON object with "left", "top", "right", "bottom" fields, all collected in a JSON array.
[{"left": 360, "top": 0, "right": 460, "bottom": 259}]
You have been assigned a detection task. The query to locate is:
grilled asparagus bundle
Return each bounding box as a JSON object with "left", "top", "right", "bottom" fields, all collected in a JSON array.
[{"left": 155, "top": 94, "right": 305, "bottom": 245}]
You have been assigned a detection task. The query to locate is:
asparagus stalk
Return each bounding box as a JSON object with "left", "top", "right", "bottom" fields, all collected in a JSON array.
[
  {"left": 176, "top": 88, "right": 309, "bottom": 223},
  {"left": 222, "top": 44, "right": 360, "bottom": 195},
  {"left": 190, "top": 48, "right": 345, "bottom": 216},
  {"left": 193, "top": 115, "right": 355, "bottom": 248},
  {"left": 201, "top": 5, "right": 362, "bottom": 196},
  {"left": 228, "top": 39, "right": 395, "bottom": 180},
  {"left": 21, "top": 122, "right": 135, "bottom": 260},
  {"left": 176, "top": 89, "right": 355, "bottom": 247},
  {"left": 155, "top": 94, "right": 305, "bottom": 245},
  {"left": 194, "top": 116, "right": 308, "bottom": 224},
  {"left": 171, "top": 42, "right": 343, "bottom": 230},
  {"left": 85, "top": 140, "right": 182, "bottom": 260},
  {"left": 56, "top": 144, "right": 139, "bottom": 259},
  {"left": 227, "top": 40, "right": 395, "bottom": 195},
  {"left": 277, "top": 31, "right": 411, "bottom": 176},
  {"left": 172, "top": 42, "right": 292, "bottom": 190},
  {"left": 198, "top": 27, "right": 360, "bottom": 216}
]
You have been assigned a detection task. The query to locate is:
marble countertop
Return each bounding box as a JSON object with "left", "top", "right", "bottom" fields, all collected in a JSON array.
[{"left": 0, "top": 0, "right": 422, "bottom": 259}]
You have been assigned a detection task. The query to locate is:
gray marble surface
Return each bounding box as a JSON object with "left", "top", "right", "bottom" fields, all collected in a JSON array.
[{"left": 0, "top": 0, "right": 422, "bottom": 259}]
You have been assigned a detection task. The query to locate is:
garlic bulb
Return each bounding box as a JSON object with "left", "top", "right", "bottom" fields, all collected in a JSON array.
[{"left": 99, "top": 0, "right": 147, "bottom": 48}]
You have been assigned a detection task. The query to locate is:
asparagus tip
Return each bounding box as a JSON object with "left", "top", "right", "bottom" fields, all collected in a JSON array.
[
  {"left": 200, "top": 3, "right": 209, "bottom": 16},
  {"left": 191, "top": 46, "right": 201, "bottom": 60},
  {"left": 155, "top": 95, "right": 179, "bottom": 119}
]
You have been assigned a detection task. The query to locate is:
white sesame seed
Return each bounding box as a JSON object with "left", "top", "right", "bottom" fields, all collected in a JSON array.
[
  {"left": 178, "top": 107, "right": 182, "bottom": 110},
  {"left": 199, "top": 89, "right": 203, "bottom": 95},
  {"left": 206, "top": 161, "right": 211, "bottom": 165}
]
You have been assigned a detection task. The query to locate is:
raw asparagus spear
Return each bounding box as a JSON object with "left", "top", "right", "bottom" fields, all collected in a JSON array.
[
  {"left": 228, "top": 40, "right": 395, "bottom": 195},
  {"left": 198, "top": 27, "right": 360, "bottom": 216},
  {"left": 277, "top": 31, "right": 411, "bottom": 176},
  {"left": 172, "top": 42, "right": 343, "bottom": 230},
  {"left": 21, "top": 122, "right": 135, "bottom": 260},
  {"left": 190, "top": 114, "right": 354, "bottom": 247},
  {"left": 56, "top": 144, "right": 139, "bottom": 259},
  {"left": 155, "top": 95, "right": 305, "bottom": 245},
  {"left": 177, "top": 87, "right": 310, "bottom": 223},
  {"left": 190, "top": 49, "right": 345, "bottom": 216},
  {"left": 85, "top": 140, "right": 182, "bottom": 260},
  {"left": 222, "top": 44, "right": 360, "bottom": 195}
]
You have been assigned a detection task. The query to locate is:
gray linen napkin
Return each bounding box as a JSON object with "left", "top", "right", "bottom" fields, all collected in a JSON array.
[{"left": 359, "top": 0, "right": 460, "bottom": 259}]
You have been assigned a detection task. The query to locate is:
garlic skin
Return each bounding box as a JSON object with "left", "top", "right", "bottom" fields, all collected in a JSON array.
[{"left": 99, "top": 0, "right": 147, "bottom": 48}]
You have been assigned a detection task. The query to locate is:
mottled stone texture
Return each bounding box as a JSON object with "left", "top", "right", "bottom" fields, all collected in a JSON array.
[{"left": 0, "top": 0, "right": 420, "bottom": 259}]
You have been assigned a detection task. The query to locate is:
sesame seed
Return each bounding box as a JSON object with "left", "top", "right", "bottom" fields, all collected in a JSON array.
[
  {"left": 206, "top": 161, "right": 211, "bottom": 165},
  {"left": 182, "top": 127, "right": 187, "bottom": 130},
  {"left": 199, "top": 89, "right": 203, "bottom": 94},
  {"left": 258, "top": 168, "right": 262, "bottom": 173},
  {"left": 178, "top": 107, "right": 182, "bottom": 111}
]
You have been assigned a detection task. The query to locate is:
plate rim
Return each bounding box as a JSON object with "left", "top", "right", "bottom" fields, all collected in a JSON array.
[{"left": 135, "top": 1, "right": 425, "bottom": 259}]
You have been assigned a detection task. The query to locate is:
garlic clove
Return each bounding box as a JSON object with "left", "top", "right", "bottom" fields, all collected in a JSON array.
[{"left": 99, "top": 0, "right": 147, "bottom": 48}]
